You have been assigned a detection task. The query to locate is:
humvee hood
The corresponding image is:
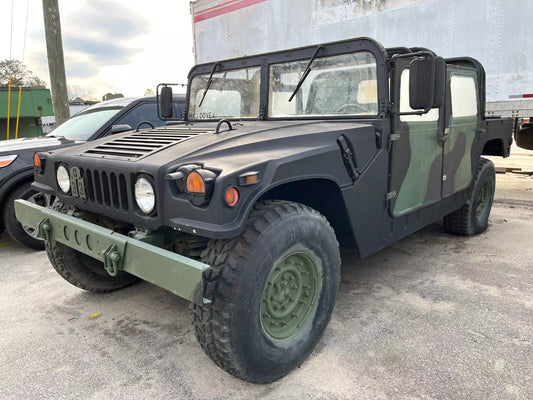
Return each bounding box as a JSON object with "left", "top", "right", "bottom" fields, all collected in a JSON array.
[{"left": 68, "top": 120, "right": 371, "bottom": 168}]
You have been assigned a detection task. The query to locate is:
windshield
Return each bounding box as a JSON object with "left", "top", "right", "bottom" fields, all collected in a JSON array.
[
  {"left": 269, "top": 52, "right": 378, "bottom": 117},
  {"left": 46, "top": 106, "right": 124, "bottom": 141},
  {"left": 188, "top": 67, "right": 261, "bottom": 120}
]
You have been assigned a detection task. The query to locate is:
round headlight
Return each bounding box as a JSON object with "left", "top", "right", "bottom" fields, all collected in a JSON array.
[
  {"left": 134, "top": 177, "right": 155, "bottom": 214},
  {"left": 56, "top": 165, "right": 71, "bottom": 193}
]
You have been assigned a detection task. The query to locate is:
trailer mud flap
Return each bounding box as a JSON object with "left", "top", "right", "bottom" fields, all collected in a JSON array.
[{"left": 14, "top": 199, "right": 211, "bottom": 305}]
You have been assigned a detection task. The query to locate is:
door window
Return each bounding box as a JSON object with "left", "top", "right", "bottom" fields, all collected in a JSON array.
[
  {"left": 450, "top": 75, "right": 478, "bottom": 117},
  {"left": 116, "top": 103, "right": 166, "bottom": 129}
]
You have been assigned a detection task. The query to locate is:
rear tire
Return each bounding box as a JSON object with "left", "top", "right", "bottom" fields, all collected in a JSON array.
[
  {"left": 191, "top": 200, "right": 341, "bottom": 383},
  {"left": 3, "top": 181, "right": 48, "bottom": 250},
  {"left": 444, "top": 158, "right": 495, "bottom": 236}
]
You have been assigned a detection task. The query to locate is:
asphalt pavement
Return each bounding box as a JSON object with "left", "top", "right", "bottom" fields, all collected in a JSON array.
[{"left": 0, "top": 161, "right": 532, "bottom": 399}]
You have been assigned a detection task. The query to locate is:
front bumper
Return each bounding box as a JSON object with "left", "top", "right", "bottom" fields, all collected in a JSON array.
[{"left": 14, "top": 199, "right": 211, "bottom": 305}]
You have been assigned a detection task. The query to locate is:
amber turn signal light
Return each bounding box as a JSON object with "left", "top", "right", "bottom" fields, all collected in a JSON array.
[
  {"left": 186, "top": 171, "right": 206, "bottom": 194},
  {"left": 33, "top": 153, "right": 41, "bottom": 168},
  {"left": 225, "top": 187, "right": 239, "bottom": 207}
]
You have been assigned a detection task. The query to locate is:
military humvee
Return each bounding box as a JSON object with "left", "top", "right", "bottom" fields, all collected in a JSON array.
[{"left": 15, "top": 37, "right": 512, "bottom": 383}]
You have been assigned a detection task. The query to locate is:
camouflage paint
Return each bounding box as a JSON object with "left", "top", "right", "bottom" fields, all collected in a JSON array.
[
  {"left": 442, "top": 115, "right": 477, "bottom": 196},
  {"left": 442, "top": 67, "right": 479, "bottom": 197},
  {"left": 392, "top": 120, "right": 442, "bottom": 216}
]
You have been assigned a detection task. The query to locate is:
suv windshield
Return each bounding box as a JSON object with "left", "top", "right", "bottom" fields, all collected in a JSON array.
[
  {"left": 46, "top": 106, "right": 124, "bottom": 141},
  {"left": 188, "top": 67, "right": 261, "bottom": 120}
]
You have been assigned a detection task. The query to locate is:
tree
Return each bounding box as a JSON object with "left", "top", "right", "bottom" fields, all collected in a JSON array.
[
  {"left": 0, "top": 59, "right": 46, "bottom": 87},
  {"left": 102, "top": 93, "right": 124, "bottom": 101},
  {"left": 67, "top": 85, "right": 89, "bottom": 102}
]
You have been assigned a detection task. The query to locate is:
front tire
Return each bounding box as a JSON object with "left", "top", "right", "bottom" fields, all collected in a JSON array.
[
  {"left": 192, "top": 200, "right": 341, "bottom": 383},
  {"left": 45, "top": 200, "right": 139, "bottom": 292},
  {"left": 444, "top": 158, "right": 495, "bottom": 236},
  {"left": 46, "top": 240, "right": 140, "bottom": 292}
]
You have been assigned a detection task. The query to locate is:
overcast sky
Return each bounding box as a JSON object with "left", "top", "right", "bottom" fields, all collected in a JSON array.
[{"left": 1, "top": 0, "right": 194, "bottom": 99}]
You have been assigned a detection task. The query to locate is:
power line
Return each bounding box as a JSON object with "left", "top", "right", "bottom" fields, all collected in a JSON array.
[
  {"left": 9, "top": 0, "right": 14, "bottom": 60},
  {"left": 22, "top": 0, "right": 30, "bottom": 64}
]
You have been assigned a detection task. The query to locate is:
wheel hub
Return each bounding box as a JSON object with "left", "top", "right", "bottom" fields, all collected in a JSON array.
[
  {"left": 260, "top": 251, "right": 321, "bottom": 340},
  {"left": 22, "top": 193, "right": 52, "bottom": 239},
  {"left": 475, "top": 180, "right": 492, "bottom": 220}
]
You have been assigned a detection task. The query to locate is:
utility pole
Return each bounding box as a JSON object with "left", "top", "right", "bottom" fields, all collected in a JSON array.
[{"left": 42, "top": 0, "right": 70, "bottom": 125}]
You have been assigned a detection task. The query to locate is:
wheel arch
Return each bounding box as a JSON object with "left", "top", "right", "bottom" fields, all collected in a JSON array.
[
  {"left": 258, "top": 178, "right": 355, "bottom": 247},
  {"left": 481, "top": 138, "right": 506, "bottom": 157},
  {"left": 0, "top": 168, "right": 34, "bottom": 231}
]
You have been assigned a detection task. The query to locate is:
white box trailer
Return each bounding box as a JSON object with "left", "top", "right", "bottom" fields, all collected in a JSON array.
[{"left": 191, "top": 0, "right": 533, "bottom": 121}]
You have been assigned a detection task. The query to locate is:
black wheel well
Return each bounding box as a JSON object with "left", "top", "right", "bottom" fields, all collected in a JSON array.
[
  {"left": 481, "top": 138, "right": 505, "bottom": 156},
  {"left": 0, "top": 176, "right": 33, "bottom": 233},
  {"left": 258, "top": 179, "right": 355, "bottom": 247}
]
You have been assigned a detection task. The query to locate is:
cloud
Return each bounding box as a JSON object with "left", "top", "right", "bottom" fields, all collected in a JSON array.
[
  {"left": 10, "top": 0, "right": 193, "bottom": 98},
  {"left": 65, "top": 61, "right": 99, "bottom": 79},
  {"left": 61, "top": 0, "right": 150, "bottom": 75},
  {"left": 63, "top": 37, "right": 134, "bottom": 65},
  {"left": 64, "top": 0, "right": 150, "bottom": 41}
]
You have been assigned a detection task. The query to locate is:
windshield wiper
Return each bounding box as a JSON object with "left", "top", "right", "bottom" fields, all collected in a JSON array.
[
  {"left": 288, "top": 45, "right": 323, "bottom": 102},
  {"left": 198, "top": 62, "right": 220, "bottom": 108}
]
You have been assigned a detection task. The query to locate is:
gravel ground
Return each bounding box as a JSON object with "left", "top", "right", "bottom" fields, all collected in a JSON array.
[{"left": 0, "top": 172, "right": 531, "bottom": 400}]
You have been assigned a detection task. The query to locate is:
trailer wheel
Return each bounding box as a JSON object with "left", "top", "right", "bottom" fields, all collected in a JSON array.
[
  {"left": 444, "top": 158, "right": 495, "bottom": 236},
  {"left": 191, "top": 200, "right": 341, "bottom": 383}
]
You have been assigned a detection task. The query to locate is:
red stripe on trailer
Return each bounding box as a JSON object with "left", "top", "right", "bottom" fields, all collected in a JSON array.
[
  {"left": 523, "top": 94, "right": 533, "bottom": 98},
  {"left": 194, "top": 0, "right": 242, "bottom": 15},
  {"left": 193, "top": 0, "right": 267, "bottom": 23}
]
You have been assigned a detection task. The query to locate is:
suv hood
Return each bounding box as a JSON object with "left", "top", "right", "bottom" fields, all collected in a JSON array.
[{"left": 0, "top": 136, "right": 70, "bottom": 154}]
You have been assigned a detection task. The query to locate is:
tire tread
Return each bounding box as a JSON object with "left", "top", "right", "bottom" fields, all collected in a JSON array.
[
  {"left": 191, "top": 200, "right": 339, "bottom": 383},
  {"left": 444, "top": 157, "right": 494, "bottom": 236}
]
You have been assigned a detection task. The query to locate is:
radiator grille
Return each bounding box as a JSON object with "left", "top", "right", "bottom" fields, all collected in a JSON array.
[{"left": 84, "top": 168, "right": 130, "bottom": 211}]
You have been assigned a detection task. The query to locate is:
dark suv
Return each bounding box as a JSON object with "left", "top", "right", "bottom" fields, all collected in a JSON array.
[{"left": 0, "top": 94, "right": 185, "bottom": 249}]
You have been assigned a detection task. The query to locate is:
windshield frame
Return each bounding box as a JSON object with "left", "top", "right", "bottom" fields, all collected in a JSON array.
[{"left": 185, "top": 37, "right": 388, "bottom": 122}]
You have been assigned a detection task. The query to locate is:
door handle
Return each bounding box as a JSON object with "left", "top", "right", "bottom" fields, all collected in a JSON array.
[{"left": 439, "top": 127, "right": 450, "bottom": 142}]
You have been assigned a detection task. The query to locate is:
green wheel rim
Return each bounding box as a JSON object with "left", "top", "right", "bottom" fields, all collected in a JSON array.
[
  {"left": 260, "top": 250, "right": 322, "bottom": 340},
  {"left": 475, "top": 179, "right": 492, "bottom": 221}
]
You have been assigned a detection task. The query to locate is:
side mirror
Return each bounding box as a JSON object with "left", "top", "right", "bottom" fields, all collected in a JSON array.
[
  {"left": 110, "top": 124, "right": 132, "bottom": 134},
  {"left": 409, "top": 56, "right": 445, "bottom": 110},
  {"left": 159, "top": 86, "right": 173, "bottom": 118},
  {"left": 516, "top": 124, "right": 533, "bottom": 150}
]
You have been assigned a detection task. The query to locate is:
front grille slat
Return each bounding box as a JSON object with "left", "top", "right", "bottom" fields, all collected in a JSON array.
[
  {"left": 79, "top": 168, "right": 130, "bottom": 212},
  {"left": 81, "top": 127, "right": 204, "bottom": 161},
  {"left": 102, "top": 172, "right": 110, "bottom": 206},
  {"left": 94, "top": 172, "right": 102, "bottom": 204},
  {"left": 119, "top": 174, "right": 128, "bottom": 211}
]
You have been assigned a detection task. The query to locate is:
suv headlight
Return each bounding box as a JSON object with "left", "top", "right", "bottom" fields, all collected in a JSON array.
[
  {"left": 0, "top": 154, "right": 17, "bottom": 168},
  {"left": 134, "top": 176, "right": 156, "bottom": 214},
  {"left": 56, "top": 165, "right": 71, "bottom": 193}
]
